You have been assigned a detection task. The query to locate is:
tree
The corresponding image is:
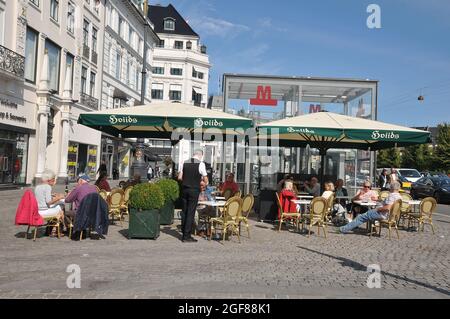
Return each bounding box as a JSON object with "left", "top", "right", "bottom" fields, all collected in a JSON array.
[
  {"left": 377, "top": 147, "right": 401, "bottom": 168},
  {"left": 432, "top": 123, "right": 450, "bottom": 173},
  {"left": 401, "top": 144, "right": 432, "bottom": 171}
]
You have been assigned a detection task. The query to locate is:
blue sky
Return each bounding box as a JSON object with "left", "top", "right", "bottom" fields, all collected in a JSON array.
[{"left": 152, "top": 0, "right": 450, "bottom": 126}]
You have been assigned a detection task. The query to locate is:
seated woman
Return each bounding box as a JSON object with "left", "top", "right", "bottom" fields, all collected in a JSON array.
[
  {"left": 321, "top": 181, "right": 335, "bottom": 199},
  {"left": 278, "top": 180, "right": 299, "bottom": 219},
  {"left": 196, "top": 181, "right": 215, "bottom": 237},
  {"left": 34, "top": 169, "right": 65, "bottom": 237},
  {"left": 95, "top": 172, "right": 111, "bottom": 192}
]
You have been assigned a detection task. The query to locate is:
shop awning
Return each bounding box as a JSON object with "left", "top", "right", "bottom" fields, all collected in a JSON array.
[{"left": 77, "top": 101, "right": 253, "bottom": 139}]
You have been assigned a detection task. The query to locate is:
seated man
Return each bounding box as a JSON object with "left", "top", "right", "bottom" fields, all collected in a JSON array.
[
  {"left": 304, "top": 177, "right": 320, "bottom": 197},
  {"left": 221, "top": 173, "right": 239, "bottom": 195},
  {"left": 195, "top": 181, "right": 215, "bottom": 237},
  {"left": 64, "top": 174, "right": 98, "bottom": 225},
  {"left": 34, "top": 169, "right": 65, "bottom": 237},
  {"left": 338, "top": 181, "right": 402, "bottom": 234},
  {"left": 351, "top": 181, "right": 378, "bottom": 218}
]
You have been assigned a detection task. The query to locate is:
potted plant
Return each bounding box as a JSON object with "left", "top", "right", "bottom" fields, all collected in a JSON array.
[
  {"left": 156, "top": 179, "right": 180, "bottom": 225},
  {"left": 128, "top": 183, "right": 165, "bottom": 239}
]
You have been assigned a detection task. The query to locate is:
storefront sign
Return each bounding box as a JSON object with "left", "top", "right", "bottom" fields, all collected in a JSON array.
[
  {"left": 309, "top": 104, "right": 321, "bottom": 113},
  {"left": 250, "top": 86, "right": 277, "bottom": 106},
  {"left": 0, "top": 112, "right": 27, "bottom": 123},
  {"left": 109, "top": 115, "right": 138, "bottom": 125},
  {"left": 0, "top": 98, "right": 18, "bottom": 109},
  {"left": 287, "top": 127, "right": 316, "bottom": 134}
]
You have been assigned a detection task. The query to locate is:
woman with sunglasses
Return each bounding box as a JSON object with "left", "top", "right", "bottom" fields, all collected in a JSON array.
[{"left": 350, "top": 181, "right": 378, "bottom": 219}]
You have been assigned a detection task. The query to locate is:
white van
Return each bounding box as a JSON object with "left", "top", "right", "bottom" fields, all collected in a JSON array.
[{"left": 377, "top": 168, "right": 422, "bottom": 183}]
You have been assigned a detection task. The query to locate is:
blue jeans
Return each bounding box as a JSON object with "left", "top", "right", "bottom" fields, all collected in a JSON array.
[{"left": 340, "top": 209, "right": 386, "bottom": 233}]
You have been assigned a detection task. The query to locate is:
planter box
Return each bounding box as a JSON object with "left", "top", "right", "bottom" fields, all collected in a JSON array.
[
  {"left": 160, "top": 201, "right": 175, "bottom": 225},
  {"left": 128, "top": 208, "right": 160, "bottom": 239}
]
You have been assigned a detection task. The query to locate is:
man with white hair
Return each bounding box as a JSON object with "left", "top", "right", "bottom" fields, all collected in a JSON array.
[
  {"left": 338, "top": 181, "right": 402, "bottom": 234},
  {"left": 178, "top": 149, "right": 208, "bottom": 242},
  {"left": 34, "top": 169, "right": 65, "bottom": 236}
]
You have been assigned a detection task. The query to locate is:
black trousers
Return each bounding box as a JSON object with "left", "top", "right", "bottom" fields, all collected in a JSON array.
[{"left": 181, "top": 186, "right": 200, "bottom": 239}]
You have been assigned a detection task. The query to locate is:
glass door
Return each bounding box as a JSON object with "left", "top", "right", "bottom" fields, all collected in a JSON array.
[{"left": 0, "top": 142, "right": 15, "bottom": 184}]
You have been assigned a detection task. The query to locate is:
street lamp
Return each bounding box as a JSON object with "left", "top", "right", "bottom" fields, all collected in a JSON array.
[{"left": 130, "top": 0, "right": 149, "bottom": 180}]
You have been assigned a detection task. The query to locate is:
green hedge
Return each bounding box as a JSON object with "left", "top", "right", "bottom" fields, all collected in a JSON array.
[
  {"left": 129, "top": 183, "right": 165, "bottom": 210},
  {"left": 156, "top": 179, "right": 180, "bottom": 204}
]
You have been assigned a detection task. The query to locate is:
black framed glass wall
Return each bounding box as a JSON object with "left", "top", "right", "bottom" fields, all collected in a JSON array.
[{"left": 0, "top": 129, "right": 29, "bottom": 185}]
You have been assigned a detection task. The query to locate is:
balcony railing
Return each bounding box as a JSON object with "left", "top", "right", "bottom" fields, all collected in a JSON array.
[
  {"left": 0, "top": 44, "right": 25, "bottom": 78},
  {"left": 155, "top": 44, "right": 207, "bottom": 55},
  {"left": 83, "top": 45, "right": 90, "bottom": 60},
  {"left": 79, "top": 92, "right": 99, "bottom": 110},
  {"left": 91, "top": 51, "right": 98, "bottom": 65}
]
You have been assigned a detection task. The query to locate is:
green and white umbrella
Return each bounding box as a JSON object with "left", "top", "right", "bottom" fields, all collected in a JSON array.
[
  {"left": 257, "top": 111, "right": 431, "bottom": 190},
  {"left": 77, "top": 102, "right": 253, "bottom": 139},
  {"left": 257, "top": 111, "right": 431, "bottom": 150}
]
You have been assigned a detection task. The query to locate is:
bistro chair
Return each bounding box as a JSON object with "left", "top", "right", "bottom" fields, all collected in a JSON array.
[
  {"left": 223, "top": 189, "right": 233, "bottom": 201},
  {"left": 237, "top": 193, "right": 254, "bottom": 238},
  {"left": 325, "top": 194, "right": 335, "bottom": 224},
  {"left": 398, "top": 193, "right": 413, "bottom": 227},
  {"left": 27, "top": 216, "right": 62, "bottom": 241},
  {"left": 108, "top": 188, "right": 124, "bottom": 226},
  {"left": 98, "top": 190, "right": 109, "bottom": 202},
  {"left": 408, "top": 197, "right": 437, "bottom": 234},
  {"left": 95, "top": 185, "right": 101, "bottom": 193},
  {"left": 120, "top": 186, "right": 133, "bottom": 221},
  {"left": 370, "top": 199, "right": 402, "bottom": 239},
  {"left": 379, "top": 191, "right": 390, "bottom": 202},
  {"left": 209, "top": 197, "right": 242, "bottom": 243},
  {"left": 275, "top": 192, "right": 302, "bottom": 232},
  {"left": 234, "top": 190, "right": 241, "bottom": 198},
  {"left": 304, "top": 197, "right": 328, "bottom": 238}
]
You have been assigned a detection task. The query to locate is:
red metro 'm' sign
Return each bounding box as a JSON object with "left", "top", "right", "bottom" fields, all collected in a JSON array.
[{"left": 249, "top": 86, "right": 277, "bottom": 106}]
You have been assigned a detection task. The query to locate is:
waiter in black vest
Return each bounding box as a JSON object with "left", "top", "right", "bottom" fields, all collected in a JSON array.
[{"left": 178, "top": 149, "right": 208, "bottom": 242}]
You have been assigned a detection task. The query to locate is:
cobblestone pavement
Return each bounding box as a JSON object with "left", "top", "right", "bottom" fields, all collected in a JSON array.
[{"left": 0, "top": 185, "right": 449, "bottom": 299}]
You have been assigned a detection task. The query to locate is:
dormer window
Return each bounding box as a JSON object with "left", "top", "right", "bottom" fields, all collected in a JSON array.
[{"left": 164, "top": 17, "right": 175, "bottom": 31}]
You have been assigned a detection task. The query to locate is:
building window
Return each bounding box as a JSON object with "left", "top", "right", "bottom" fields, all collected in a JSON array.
[
  {"left": 126, "top": 61, "right": 130, "bottom": 85},
  {"left": 170, "top": 68, "right": 183, "bottom": 76},
  {"left": 24, "top": 27, "right": 39, "bottom": 83},
  {"left": 81, "top": 66, "right": 87, "bottom": 94},
  {"left": 92, "top": 27, "right": 97, "bottom": 52},
  {"left": 138, "top": 38, "right": 143, "bottom": 54},
  {"left": 67, "top": 2, "right": 75, "bottom": 33},
  {"left": 116, "top": 53, "right": 122, "bottom": 79},
  {"left": 174, "top": 41, "right": 183, "bottom": 49},
  {"left": 128, "top": 28, "right": 133, "bottom": 45},
  {"left": 118, "top": 16, "right": 124, "bottom": 38},
  {"left": 66, "top": 53, "right": 74, "bottom": 92},
  {"left": 192, "top": 67, "right": 197, "bottom": 78},
  {"left": 151, "top": 84, "right": 164, "bottom": 100},
  {"left": 45, "top": 40, "right": 61, "bottom": 92},
  {"left": 135, "top": 66, "right": 140, "bottom": 90},
  {"left": 169, "top": 85, "right": 182, "bottom": 101},
  {"left": 164, "top": 18, "right": 175, "bottom": 31},
  {"left": 198, "top": 72, "right": 204, "bottom": 80},
  {"left": 83, "top": 20, "right": 90, "bottom": 47},
  {"left": 50, "top": 0, "right": 59, "bottom": 22},
  {"left": 158, "top": 39, "right": 165, "bottom": 48},
  {"left": 192, "top": 88, "right": 202, "bottom": 106},
  {"left": 90, "top": 72, "right": 96, "bottom": 96},
  {"left": 29, "top": 0, "right": 40, "bottom": 7},
  {"left": 152, "top": 67, "right": 164, "bottom": 75},
  {"left": 0, "top": 9, "right": 3, "bottom": 46}
]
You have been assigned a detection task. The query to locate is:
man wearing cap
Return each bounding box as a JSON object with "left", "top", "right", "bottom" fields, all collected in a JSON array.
[
  {"left": 64, "top": 174, "right": 98, "bottom": 223},
  {"left": 338, "top": 181, "right": 402, "bottom": 234},
  {"left": 178, "top": 149, "right": 208, "bottom": 242}
]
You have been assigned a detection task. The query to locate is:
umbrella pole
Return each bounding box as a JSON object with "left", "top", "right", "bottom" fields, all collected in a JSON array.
[{"left": 319, "top": 148, "right": 327, "bottom": 194}]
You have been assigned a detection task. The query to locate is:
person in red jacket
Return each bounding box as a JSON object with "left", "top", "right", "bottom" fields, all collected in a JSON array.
[{"left": 278, "top": 180, "right": 299, "bottom": 219}]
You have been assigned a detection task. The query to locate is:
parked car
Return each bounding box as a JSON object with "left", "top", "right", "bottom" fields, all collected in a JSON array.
[
  {"left": 410, "top": 176, "right": 450, "bottom": 204},
  {"left": 376, "top": 168, "right": 422, "bottom": 183},
  {"left": 420, "top": 171, "right": 447, "bottom": 178}
]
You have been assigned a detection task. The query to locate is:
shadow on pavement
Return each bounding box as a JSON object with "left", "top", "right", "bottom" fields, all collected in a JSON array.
[{"left": 297, "top": 245, "right": 450, "bottom": 296}]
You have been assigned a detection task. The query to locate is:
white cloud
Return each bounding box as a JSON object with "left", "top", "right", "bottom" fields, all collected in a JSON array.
[{"left": 189, "top": 17, "right": 250, "bottom": 38}]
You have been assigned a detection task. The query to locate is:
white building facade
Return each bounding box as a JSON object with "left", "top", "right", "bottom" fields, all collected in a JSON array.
[
  {"left": 100, "top": 0, "right": 159, "bottom": 179},
  {"left": 0, "top": 0, "right": 106, "bottom": 185},
  {"left": 148, "top": 4, "right": 210, "bottom": 107}
]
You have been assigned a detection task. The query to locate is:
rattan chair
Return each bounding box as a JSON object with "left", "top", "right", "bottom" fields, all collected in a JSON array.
[
  {"left": 398, "top": 193, "right": 413, "bottom": 227},
  {"left": 379, "top": 191, "right": 390, "bottom": 202},
  {"left": 304, "top": 197, "right": 328, "bottom": 238},
  {"left": 223, "top": 189, "right": 233, "bottom": 201},
  {"left": 120, "top": 186, "right": 133, "bottom": 221},
  {"left": 275, "top": 192, "right": 302, "bottom": 232},
  {"left": 209, "top": 197, "right": 242, "bottom": 243},
  {"left": 234, "top": 190, "right": 241, "bottom": 198},
  {"left": 325, "top": 194, "right": 335, "bottom": 223},
  {"left": 237, "top": 193, "right": 254, "bottom": 238},
  {"left": 408, "top": 197, "right": 437, "bottom": 234},
  {"left": 27, "top": 216, "right": 62, "bottom": 241},
  {"left": 108, "top": 188, "right": 124, "bottom": 226},
  {"left": 95, "top": 185, "right": 101, "bottom": 193},
  {"left": 98, "top": 190, "right": 109, "bottom": 201},
  {"left": 370, "top": 199, "right": 402, "bottom": 239}
]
